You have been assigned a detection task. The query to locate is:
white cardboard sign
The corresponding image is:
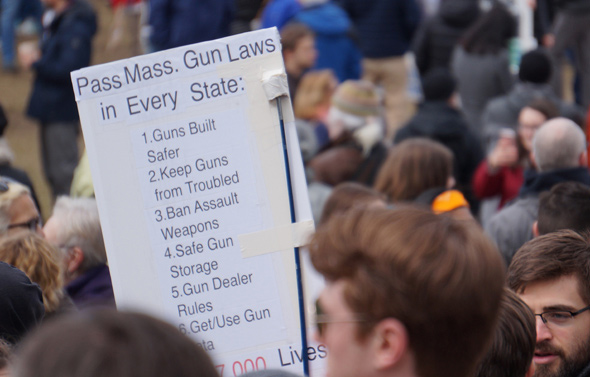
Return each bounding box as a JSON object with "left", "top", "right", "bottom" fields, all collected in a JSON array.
[{"left": 71, "top": 28, "right": 325, "bottom": 376}]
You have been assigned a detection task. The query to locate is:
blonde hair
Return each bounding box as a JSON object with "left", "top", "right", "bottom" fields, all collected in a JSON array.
[
  {"left": 0, "top": 179, "right": 30, "bottom": 232},
  {"left": 50, "top": 197, "right": 106, "bottom": 273},
  {"left": 294, "top": 69, "right": 337, "bottom": 120},
  {"left": 0, "top": 232, "right": 65, "bottom": 313}
]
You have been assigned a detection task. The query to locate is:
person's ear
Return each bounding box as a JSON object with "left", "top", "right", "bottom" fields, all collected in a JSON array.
[
  {"left": 532, "top": 221, "right": 539, "bottom": 237},
  {"left": 579, "top": 150, "right": 588, "bottom": 167},
  {"left": 371, "top": 318, "right": 409, "bottom": 371},
  {"left": 66, "top": 246, "right": 85, "bottom": 274}
]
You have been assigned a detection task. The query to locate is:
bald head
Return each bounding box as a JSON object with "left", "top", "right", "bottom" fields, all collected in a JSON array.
[{"left": 532, "top": 118, "right": 586, "bottom": 172}]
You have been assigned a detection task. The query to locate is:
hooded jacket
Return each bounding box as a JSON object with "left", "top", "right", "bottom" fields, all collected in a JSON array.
[
  {"left": 294, "top": 3, "right": 362, "bottom": 81},
  {"left": 413, "top": 0, "right": 480, "bottom": 75},
  {"left": 27, "top": 0, "right": 97, "bottom": 124}
]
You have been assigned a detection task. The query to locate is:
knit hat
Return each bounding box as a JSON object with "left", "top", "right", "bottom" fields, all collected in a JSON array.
[
  {"left": 518, "top": 49, "right": 552, "bottom": 84},
  {"left": 414, "top": 187, "right": 469, "bottom": 214},
  {"left": 332, "top": 80, "right": 380, "bottom": 117},
  {"left": 0, "top": 262, "right": 45, "bottom": 344},
  {"left": 421, "top": 68, "right": 456, "bottom": 101},
  {"left": 431, "top": 189, "right": 469, "bottom": 214}
]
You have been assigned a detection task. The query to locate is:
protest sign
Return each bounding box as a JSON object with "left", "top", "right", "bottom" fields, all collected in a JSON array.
[{"left": 71, "top": 28, "right": 325, "bottom": 376}]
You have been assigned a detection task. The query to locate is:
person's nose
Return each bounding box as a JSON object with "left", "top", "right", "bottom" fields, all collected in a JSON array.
[{"left": 536, "top": 316, "right": 553, "bottom": 343}]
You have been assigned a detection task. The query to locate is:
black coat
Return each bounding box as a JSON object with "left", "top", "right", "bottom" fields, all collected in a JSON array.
[
  {"left": 412, "top": 0, "right": 479, "bottom": 75},
  {"left": 26, "top": 1, "right": 97, "bottom": 124}
]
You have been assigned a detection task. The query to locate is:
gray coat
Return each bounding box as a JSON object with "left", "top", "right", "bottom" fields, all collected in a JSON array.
[
  {"left": 485, "top": 167, "right": 590, "bottom": 266},
  {"left": 451, "top": 46, "right": 514, "bottom": 138},
  {"left": 484, "top": 196, "right": 537, "bottom": 266}
]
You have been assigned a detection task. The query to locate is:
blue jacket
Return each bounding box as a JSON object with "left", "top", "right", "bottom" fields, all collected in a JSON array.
[
  {"left": 27, "top": 0, "right": 96, "bottom": 124},
  {"left": 149, "top": 0, "right": 234, "bottom": 51},
  {"left": 294, "top": 3, "right": 362, "bottom": 82},
  {"left": 261, "top": 0, "right": 301, "bottom": 29},
  {"left": 337, "top": 0, "right": 421, "bottom": 58}
]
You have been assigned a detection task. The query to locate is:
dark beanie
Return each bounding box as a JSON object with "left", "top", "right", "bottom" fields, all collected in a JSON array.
[
  {"left": 421, "top": 68, "right": 456, "bottom": 101},
  {"left": 0, "top": 262, "right": 45, "bottom": 344},
  {"left": 518, "top": 49, "right": 552, "bottom": 84}
]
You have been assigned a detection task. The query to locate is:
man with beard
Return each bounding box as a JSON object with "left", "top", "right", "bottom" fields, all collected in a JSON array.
[{"left": 508, "top": 230, "right": 590, "bottom": 377}]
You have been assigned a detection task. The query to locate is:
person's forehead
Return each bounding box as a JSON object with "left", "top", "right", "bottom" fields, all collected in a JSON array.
[
  {"left": 8, "top": 194, "right": 38, "bottom": 221},
  {"left": 296, "top": 35, "right": 315, "bottom": 48},
  {"left": 519, "top": 107, "right": 546, "bottom": 125},
  {"left": 319, "top": 280, "right": 350, "bottom": 313},
  {"left": 518, "top": 274, "right": 586, "bottom": 311}
]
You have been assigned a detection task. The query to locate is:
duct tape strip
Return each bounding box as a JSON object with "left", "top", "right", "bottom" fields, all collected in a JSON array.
[
  {"left": 239, "top": 220, "right": 315, "bottom": 258},
  {"left": 261, "top": 70, "right": 289, "bottom": 100}
]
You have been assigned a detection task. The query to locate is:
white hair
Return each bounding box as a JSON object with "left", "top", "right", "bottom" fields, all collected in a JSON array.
[
  {"left": 532, "top": 118, "right": 586, "bottom": 172},
  {"left": 50, "top": 196, "right": 106, "bottom": 272}
]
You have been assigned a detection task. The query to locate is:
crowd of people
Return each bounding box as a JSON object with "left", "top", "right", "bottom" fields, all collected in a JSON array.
[{"left": 2, "top": 0, "right": 590, "bottom": 376}]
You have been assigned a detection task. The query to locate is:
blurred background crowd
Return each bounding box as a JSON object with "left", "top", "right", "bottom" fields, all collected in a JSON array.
[{"left": 1, "top": 0, "right": 590, "bottom": 376}]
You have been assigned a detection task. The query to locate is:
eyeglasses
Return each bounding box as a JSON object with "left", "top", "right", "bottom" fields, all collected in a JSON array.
[
  {"left": 314, "top": 300, "right": 369, "bottom": 337},
  {"left": 7, "top": 217, "right": 42, "bottom": 232},
  {"left": 536, "top": 305, "right": 590, "bottom": 327}
]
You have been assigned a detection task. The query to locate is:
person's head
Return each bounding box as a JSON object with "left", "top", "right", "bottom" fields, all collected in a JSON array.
[
  {"left": 518, "top": 49, "right": 552, "bottom": 85},
  {"left": 532, "top": 118, "right": 586, "bottom": 172},
  {"left": 508, "top": 230, "right": 590, "bottom": 377},
  {"left": 12, "top": 310, "right": 219, "bottom": 377},
  {"left": 535, "top": 182, "right": 590, "bottom": 236},
  {"left": 310, "top": 206, "right": 505, "bottom": 377},
  {"left": 43, "top": 197, "right": 106, "bottom": 283},
  {"left": 0, "top": 261, "right": 45, "bottom": 345},
  {"left": 375, "top": 138, "right": 454, "bottom": 202},
  {"left": 0, "top": 232, "right": 65, "bottom": 313},
  {"left": 319, "top": 182, "right": 386, "bottom": 225},
  {"left": 294, "top": 69, "right": 338, "bottom": 120},
  {"left": 327, "top": 80, "right": 381, "bottom": 138},
  {"left": 420, "top": 68, "right": 456, "bottom": 103},
  {"left": 475, "top": 288, "right": 536, "bottom": 377},
  {"left": 281, "top": 22, "right": 317, "bottom": 76},
  {"left": 460, "top": 2, "right": 517, "bottom": 54},
  {"left": 0, "top": 179, "right": 41, "bottom": 237},
  {"left": 517, "top": 99, "right": 559, "bottom": 153}
]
